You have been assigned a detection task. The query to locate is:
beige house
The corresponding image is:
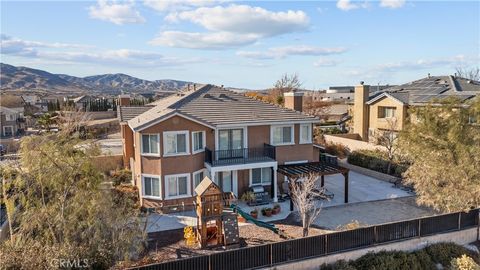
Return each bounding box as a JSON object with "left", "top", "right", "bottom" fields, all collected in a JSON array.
[
  {"left": 118, "top": 85, "right": 328, "bottom": 210},
  {"left": 353, "top": 75, "right": 480, "bottom": 141}
]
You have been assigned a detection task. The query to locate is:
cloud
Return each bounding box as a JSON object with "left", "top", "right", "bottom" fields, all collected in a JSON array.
[
  {"left": 336, "top": 0, "right": 405, "bottom": 11},
  {"left": 313, "top": 58, "right": 340, "bottom": 67},
  {"left": 236, "top": 45, "right": 347, "bottom": 60},
  {"left": 88, "top": 0, "right": 145, "bottom": 25},
  {"left": 149, "top": 31, "right": 258, "bottom": 49},
  {"left": 152, "top": 4, "right": 310, "bottom": 49},
  {"left": 379, "top": 0, "right": 406, "bottom": 9},
  {"left": 336, "top": 0, "right": 369, "bottom": 11},
  {"left": 144, "top": 0, "right": 222, "bottom": 12},
  {"left": 375, "top": 55, "right": 470, "bottom": 72},
  {"left": 1, "top": 35, "right": 199, "bottom": 67}
]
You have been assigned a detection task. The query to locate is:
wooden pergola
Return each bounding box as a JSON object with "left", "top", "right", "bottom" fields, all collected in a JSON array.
[{"left": 277, "top": 161, "right": 350, "bottom": 210}]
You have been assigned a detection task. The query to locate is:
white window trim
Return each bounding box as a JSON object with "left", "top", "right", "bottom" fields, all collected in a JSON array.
[
  {"left": 140, "top": 133, "right": 161, "bottom": 157},
  {"left": 270, "top": 124, "right": 295, "bottom": 146},
  {"left": 216, "top": 127, "right": 247, "bottom": 150},
  {"left": 164, "top": 173, "right": 192, "bottom": 199},
  {"left": 193, "top": 168, "right": 207, "bottom": 195},
  {"left": 249, "top": 167, "right": 272, "bottom": 187},
  {"left": 192, "top": 131, "right": 206, "bottom": 154},
  {"left": 163, "top": 130, "right": 190, "bottom": 157},
  {"left": 141, "top": 174, "right": 162, "bottom": 200},
  {"left": 2, "top": 126, "right": 14, "bottom": 136},
  {"left": 299, "top": 124, "right": 312, "bottom": 144}
]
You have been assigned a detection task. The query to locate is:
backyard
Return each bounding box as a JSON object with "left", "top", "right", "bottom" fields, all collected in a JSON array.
[{"left": 122, "top": 170, "right": 442, "bottom": 268}]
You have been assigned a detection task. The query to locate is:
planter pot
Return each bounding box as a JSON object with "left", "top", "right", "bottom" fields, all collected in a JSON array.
[
  {"left": 250, "top": 212, "right": 258, "bottom": 219},
  {"left": 272, "top": 207, "right": 280, "bottom": 215},
  {"left": 264, "top": 210, "right": 272, "bottom": 217}
]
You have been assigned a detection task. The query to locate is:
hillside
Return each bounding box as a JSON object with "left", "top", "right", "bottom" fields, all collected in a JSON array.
[{"left": 0, "top": 63, "right": 192, "bottom": 94}]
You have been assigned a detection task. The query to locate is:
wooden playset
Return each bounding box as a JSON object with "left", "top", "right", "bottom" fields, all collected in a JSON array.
[{"left": 194, "top": 176, "right": 239, "bottom": 248}]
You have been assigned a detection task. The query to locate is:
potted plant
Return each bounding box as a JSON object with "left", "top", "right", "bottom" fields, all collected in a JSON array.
[
  {"left": 262, "top": 207, "right": 272, "bottom": 217},
  {"left": 241, "top": 191, "right": 256, "bottom": 205},
  {"left": 272, "top": 204, "right": 281, "bottom": 215},
  {"left": 250, "top": 208, "right": 258, "bottom": 219}
]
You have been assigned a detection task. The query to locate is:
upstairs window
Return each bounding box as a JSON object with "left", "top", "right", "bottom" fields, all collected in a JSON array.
[
  {"left": 300, "top": 124, "right": 312, "bottom": 144},
  {"left": 192, "top": 131, "right": 205, "bottom": 153},
  {"left": 164, "top": 131, "right": 189, "bottom": 156},
  {"left": 271, "top": 125, "right": 294, "bottom": 145},
  {"left": 379, "top": 107, "right": 396, "bottom": 118},
  {"left": 141, "top": 134, "right": 159, "bottom": 155}
]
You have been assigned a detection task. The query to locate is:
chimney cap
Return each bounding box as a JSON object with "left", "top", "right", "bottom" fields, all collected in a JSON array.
[{"left": 360, "top": 81, "right": 364, "bottom": 85}]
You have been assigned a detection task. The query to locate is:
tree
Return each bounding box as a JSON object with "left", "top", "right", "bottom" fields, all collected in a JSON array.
[
  {"left": 398, "top": 97, "right": 480, "bottom": 212},
  {"left": 303, "top": 98, "right": 332, "bottom": 122},
  {"left": 374, "top": 117, "right": 399, "bottom": 175},
  {"left": 0, "top": 133, "right": 145, "bottom": 268},
  {"left": 37, "top": 113, "right": 54, "bottom": 131},
  {"left": 268, "top": 73, "right": 303, "bottom": 105},
  {"left": 290, "top": 173, "right": 323, "bottom": 237},
  {"left": 455, "top": 66, "right": 480, "bottom": 81}
]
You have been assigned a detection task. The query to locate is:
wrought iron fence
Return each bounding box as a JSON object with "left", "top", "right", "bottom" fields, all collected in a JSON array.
[
  {"left": 128, "top": 209, "right": 479, "bottom": 270},
  {"left": 205, "top": 144, "right": 276, "bottom": 166}
]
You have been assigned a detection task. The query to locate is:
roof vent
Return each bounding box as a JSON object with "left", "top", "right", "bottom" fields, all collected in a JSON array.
[
  {"left": 203, "top": 94, "right": 211, "bottom": 98},
  {"left": 219, "top": 93, "right": 227, "bottom": 99}
]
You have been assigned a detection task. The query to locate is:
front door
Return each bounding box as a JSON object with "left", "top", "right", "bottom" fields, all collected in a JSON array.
[{"left": 218, "top": 129, "right": 244, "bottom": 159}]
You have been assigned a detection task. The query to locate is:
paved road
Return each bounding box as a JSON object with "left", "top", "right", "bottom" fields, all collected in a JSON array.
[{"left": 313, "top": 196, "right": 438, "bottom": 230}]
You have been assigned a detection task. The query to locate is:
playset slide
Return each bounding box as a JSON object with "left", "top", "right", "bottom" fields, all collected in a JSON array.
[{"left": 229, "top": 204, "right": 289, "bottom": 238}]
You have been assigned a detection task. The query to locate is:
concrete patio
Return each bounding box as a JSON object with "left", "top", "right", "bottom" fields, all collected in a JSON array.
[{"left": 144, "top": 170, "right": 413, "bottom": 233}]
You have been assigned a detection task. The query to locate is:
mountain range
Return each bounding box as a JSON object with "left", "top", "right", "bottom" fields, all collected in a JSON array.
[{"left": 0, "top": 63, "right": 192, "bottom": 94}]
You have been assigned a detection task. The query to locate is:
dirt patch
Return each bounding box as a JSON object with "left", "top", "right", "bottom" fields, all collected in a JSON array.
[{"left": 121, "top": 219, "right": 333, "bottom": 268}]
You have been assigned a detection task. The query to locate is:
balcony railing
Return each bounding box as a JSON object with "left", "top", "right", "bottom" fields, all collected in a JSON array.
[{"left": 205, "top": 144, "right": 276, "bottom": 166}]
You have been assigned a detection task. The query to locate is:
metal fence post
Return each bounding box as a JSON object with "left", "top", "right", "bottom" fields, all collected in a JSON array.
[
  {"left": 418, "top": 218, "right": 422, "bottom": 237},
  {"left": 270, "top": 244, "right": 273, "bottom": 266},
  {"left": 457, "top": 212, "right": 461, "bottom": 231}
]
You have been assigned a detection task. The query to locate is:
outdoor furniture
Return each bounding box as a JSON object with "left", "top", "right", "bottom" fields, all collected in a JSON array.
[{"left": 312, "top": 187, "right": 334, "bottom": 200}]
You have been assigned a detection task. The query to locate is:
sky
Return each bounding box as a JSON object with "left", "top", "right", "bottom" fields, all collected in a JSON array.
[{"left": 1, "top": 0, "right": 479, "bottom": 89}]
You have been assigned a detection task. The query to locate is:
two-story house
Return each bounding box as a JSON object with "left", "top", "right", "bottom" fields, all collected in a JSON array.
[
  {"left": 0, "top": 106, "right": 25, "bottom": 137},
  {"left": 352, "top": 75, "right": 480, "bottom": 141},
  {"left": 118, "top": 84, "right": 323, "bottom": 210}
]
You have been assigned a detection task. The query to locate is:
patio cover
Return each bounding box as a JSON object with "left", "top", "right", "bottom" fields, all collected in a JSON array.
[{"left": 277, "top": 161, "right": 350, "bottom": 208}]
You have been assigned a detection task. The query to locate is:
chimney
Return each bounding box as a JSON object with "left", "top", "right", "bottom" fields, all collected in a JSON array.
[
  {"left": 284, "top": 92, "right": 304, "bottom": 112},
  {"left": 118, "top": 94, "right": 130, "bottom": 106},
  {"left": 353, "top": 83, "right": 370, "bottom": 141},
  {"left": 194, "top": 84, "right": 197, "bottom": 91}
]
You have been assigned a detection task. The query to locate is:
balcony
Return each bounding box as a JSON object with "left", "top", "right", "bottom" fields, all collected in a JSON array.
[{"left": 205, "top": 144, "right": 276, "bottom": 167}]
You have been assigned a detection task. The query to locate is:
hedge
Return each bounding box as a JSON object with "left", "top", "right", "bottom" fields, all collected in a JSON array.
[
  {"left": 347, "top": 150, "right": 408, "bottom": 177},
  {"left": 320, "top": 243, "right": 480, "bottom": 270}
]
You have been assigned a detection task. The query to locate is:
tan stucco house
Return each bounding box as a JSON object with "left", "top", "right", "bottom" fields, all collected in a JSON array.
[
  {"left": 118, "top": 85, "right": 326, "bottom": 210},
  {"left": 352, "top": 75, "right": 480, "bottom": 141}
]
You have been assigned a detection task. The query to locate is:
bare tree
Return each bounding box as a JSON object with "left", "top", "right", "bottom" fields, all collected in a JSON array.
[
  {"left": 303, "top": 98, "right": 332, "bottom": 121},
  {"left": 374, "top": 117, "right": 399, "bottom": 175},
  {"left": 266, "top": 73, "right": 303, "bottom": 105},
  {"left": 290, "top": 173, "right": 323, "bottom": 237},
  {"left": 455, "top": 66, "right": 480, "bottom": 81},
  {"left": 274, "top": 73, "right": 303, "bottom": 93}
]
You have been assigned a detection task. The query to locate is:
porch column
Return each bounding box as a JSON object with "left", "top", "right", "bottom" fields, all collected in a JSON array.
[
  {"left": 273, "top": 166, "right": 278, "bottom": 203},
  {"left": 343, "top": 171, "right": 349, "bottom": 203},
  {"left": 321, "top": 175, "right": 325, "bottom": 187}
]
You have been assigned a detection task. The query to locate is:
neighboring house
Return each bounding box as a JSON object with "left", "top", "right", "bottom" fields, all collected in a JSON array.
[
  {"left": 0, "top": 106, "right": 25, "bottom": 137},
  {"left": 352, "top": 75, "right": 480, "bottom": 141},
  {"left": 118, "top": 84, "right": 321, "bottom": 210}
]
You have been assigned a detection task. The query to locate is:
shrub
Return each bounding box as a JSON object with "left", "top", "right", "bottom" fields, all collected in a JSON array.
[
  {"left": 320, "top": 260, "right": 356, "bottom": 270},
  {"left": 450, "top": 255, "right": 480, "bottom": 270},
  {"left": 110, "top": 169, "right": 132, "bottom": 186},
  {"left": 347, "top": 150, "right": 408, "bottom": 177},
  {"left": 425, "top": 243, "right": 480, "bottom": 267},
  {"left": 324, "top": 143, "right": 349, "bottom": 159},
  {"left": 352, "top": 250, "right": 432, "bottom": 270}
]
